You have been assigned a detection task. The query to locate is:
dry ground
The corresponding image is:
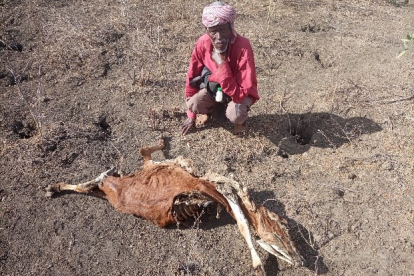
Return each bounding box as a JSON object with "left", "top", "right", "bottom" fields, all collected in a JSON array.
[{"left": 1, "top": 0, "right": 413, "bottom": 275}]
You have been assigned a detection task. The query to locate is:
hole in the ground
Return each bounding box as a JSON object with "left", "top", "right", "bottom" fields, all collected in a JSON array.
[
  {"left": 8, "top": 42, "right": 23, "bottom": 52},
  {"left": 96, "top": 116, "right": 111, "bottom": 132},
  {"left": 277, "top": 148, "right": 289, "bottom": 158},
  {"left": 62, "top": 152, "right": 79, "bottom": 166},
  {"left": 12, "top": 120, "right": 37, "bottom": 139},
  {"left": 42, "top": 140, "right": 58, "bottom": 153},
  {"left": 290, "top": 126, "right": 312, "bottom": 145}
]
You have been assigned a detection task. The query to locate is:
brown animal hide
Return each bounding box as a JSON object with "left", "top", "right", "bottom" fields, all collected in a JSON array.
[
  {"left": 46, "top": 139, "right": 303, "bottom": 274},
  {"left": 99, "top": 165, "right": 230, "bottom": 227}
]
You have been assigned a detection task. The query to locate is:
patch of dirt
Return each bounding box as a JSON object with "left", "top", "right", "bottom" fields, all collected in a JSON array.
[{"left": 1, "top": 0, "right": 413, "bottom": 275}]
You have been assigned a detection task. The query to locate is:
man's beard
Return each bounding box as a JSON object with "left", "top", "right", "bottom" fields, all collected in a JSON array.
[{"left": 211, "top": 38, "right": 228, "bottom": 53}]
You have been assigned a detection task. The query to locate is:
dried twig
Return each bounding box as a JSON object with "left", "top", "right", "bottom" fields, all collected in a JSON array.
[
  {"left": 68, "top": 232, "right": 76, "bottom": 252},
  {"left": 279, "top": 89, "right": 292, "bottom": 133},
  {"left": 35, "top": 65, "right": 44, "bottom": 139},
  {"left": 330, "top": 115, "right": 357, "bottom": 145},
  {"left": 127, "top": 68, "right": 137, "bottom": 85},
  {"left": 109, "top": 141, "right": 125, "bottom": 166},
  {"left": 311, "top": 182, "right": 357, "bottom": 193},
  {"left": 317, "top": 129, "right": 337, "bottom": 149},
  {"left": 297, "top": 224, "right": 317, "bottom": 250},
  {"left": 379, "top": 94, "right": 414, "bottom": 104},
  {"left": 8, "top": 67, "right": 43, "bottom": 138}
]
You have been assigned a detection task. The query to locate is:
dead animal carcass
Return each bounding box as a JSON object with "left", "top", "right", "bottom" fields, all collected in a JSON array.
[{"left": 46, "top": 139, "right": 302, "bottom": 274}]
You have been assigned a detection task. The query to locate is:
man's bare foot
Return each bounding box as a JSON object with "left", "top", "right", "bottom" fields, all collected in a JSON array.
[
  {"left": 196, "top": 114, "right": 209, "bottom": 127},
  {"left": 233, "top": 123, "right": 247, "bottom": 136}
]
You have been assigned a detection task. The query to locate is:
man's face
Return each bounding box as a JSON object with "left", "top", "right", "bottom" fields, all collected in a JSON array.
[{"left": 207, "top": 23, "right": 231, "bottom": 53}]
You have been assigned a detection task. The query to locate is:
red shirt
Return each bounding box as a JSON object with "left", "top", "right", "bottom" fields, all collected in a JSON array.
[{"left": 185, "top": 34, "right": 259, "bottom": 119}]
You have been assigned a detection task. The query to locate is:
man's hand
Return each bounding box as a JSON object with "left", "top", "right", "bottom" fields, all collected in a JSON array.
[
  {"left": 211, "top": 51, "right": 227, "bottom": 66},
  {"left": 181, "top": 118, "right": 196, "bottom": 136}
]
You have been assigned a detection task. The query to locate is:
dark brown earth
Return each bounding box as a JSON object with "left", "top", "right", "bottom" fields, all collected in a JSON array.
[{"left": 1, "top": 0, "right": 413, "bottom": 275}]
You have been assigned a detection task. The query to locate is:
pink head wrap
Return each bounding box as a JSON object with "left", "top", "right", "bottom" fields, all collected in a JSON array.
[{"left": 202, "top": 2, "right": 237, "bottom": 43}]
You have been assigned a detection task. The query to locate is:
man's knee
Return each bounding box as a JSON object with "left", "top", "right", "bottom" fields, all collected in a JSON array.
[
  {"left": 186, "top": 89, "right": 216, "bottom": 114},
  {"left": 226, "top": 97, "right": 253, "bottom": 124}
]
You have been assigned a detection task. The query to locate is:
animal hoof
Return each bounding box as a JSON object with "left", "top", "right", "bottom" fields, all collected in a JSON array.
[
  {"left": 45, "top": 184, "right": 60, "bottom": 197},
  {"left": 254, "top": 265, "right": 265, "bottom": 276},
  {"left": 45, "top": 185, "right": 54, "bottom": 197}
]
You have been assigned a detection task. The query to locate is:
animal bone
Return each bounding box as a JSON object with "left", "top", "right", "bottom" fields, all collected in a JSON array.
[
  {"left": 201, "top": 172, "right": 301, "bottom": 267},
  {"left": 46, "top": 139, "right": 302, "bottom": 273}
]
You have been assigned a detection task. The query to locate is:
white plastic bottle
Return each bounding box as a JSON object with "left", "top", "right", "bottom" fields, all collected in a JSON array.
[{"left": 215, "top": 87, "right": 223, "bottom": 102}]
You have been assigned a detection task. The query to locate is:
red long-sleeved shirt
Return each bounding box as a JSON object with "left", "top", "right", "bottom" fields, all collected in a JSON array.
[{"left": 185, "top": 33, "right": 259, "bottom": 119}]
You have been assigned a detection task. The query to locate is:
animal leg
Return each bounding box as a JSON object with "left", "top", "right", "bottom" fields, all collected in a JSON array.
[
  {"left": 202, "top": 172, "right": 302, "bottom": 268},
  {"left": 223, "top": 193, "right": 264, "bottom": 275},
  {"left": 202, "top": 172, "right": 264, "bottom": 275},
  {"left": 45, "top": 168, "right": 116, "bottom": 197},
  {"left": 140, "top": 139, "right": 195, "bottom": 174},
  {"left": 236, "top": 189, "right": 302, "bottom": 267},
  {"left": 139, "top": 139, "right": 165, "bottom": 166},
  {"left": 160, "top": 156, "right": 195, "bottom": 174}
]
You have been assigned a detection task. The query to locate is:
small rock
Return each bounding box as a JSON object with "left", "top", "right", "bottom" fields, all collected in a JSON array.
[
  {"left": 381, "top": 161, "right": 394, "bottom": 171},
  {"left": 350, "top": 222, "right": 361, "bottom": 232},
  {"left": 334, "top": 189, "right": 345, "bottom": 197},
  {"left": 348, "top": 173, "right": 357, "bottom": 180},
  {"left": 223, "top": 156, "right": 231, "bottom": 162},
  {"left": 313, "top": 234, "right": 322, "bottom": 242},
  {"left": 277, "top": 148, "right": 289, "bottom": 158},
  {"left": 42, "top": 97, "right": 51, "bottom": 103},
  {"left": 32, "top": 158, "right": 44, "bottom": 165}
]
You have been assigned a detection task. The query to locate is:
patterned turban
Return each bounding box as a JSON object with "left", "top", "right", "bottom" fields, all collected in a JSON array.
[{"left": 202, "top": 2, "right": 237, "bottom": 43}]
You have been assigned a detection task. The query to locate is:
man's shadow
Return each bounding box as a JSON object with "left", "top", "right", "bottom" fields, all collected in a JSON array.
[
  {"left": 204, "top": 105, "right": 382, "bottom": 156},
  {"left": 249, "top": 112, "right": 382, "bottom": 156}
]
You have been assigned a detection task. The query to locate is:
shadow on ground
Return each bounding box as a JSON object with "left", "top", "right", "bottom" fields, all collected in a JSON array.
[
  {"left": 201, "top": 104, "right": 382, "bottom": 156},
  {"left": 251, "top": 190, "right": 329, "bottom": 275},
  {"left": 173, "top": 189, "right": 329, "bottom": 275},
  {"left": 249, "top": 112, "right": 382, "bottom": 156}
]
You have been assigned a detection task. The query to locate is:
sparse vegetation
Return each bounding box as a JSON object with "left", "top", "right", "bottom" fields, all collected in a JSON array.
[
  {"left": 397, "top": 30, "right": 414, "bottom": 58},
  {"left": 1, "top": 1, "right": 413, "bottom": 276}
]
